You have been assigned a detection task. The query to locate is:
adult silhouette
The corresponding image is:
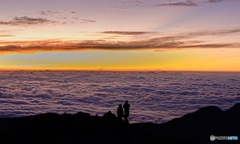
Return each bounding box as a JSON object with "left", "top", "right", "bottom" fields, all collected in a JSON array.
[
  {"left": 123, "top": 101, "right": 130, "bottom": 123},
  {"left": 117, "top": 104, "right": 123, "bottom": 120}
]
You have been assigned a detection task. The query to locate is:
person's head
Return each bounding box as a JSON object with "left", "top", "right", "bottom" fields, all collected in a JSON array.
[
  {"left": 125, "top": 100, "right": 128, "bottom": 104},
  {"left": 119, "top": 104, "right": 122, "bottom": 107}
]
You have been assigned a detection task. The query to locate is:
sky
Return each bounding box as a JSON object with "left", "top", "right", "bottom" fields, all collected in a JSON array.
[{"left": 0, "top": 0, "right": 240, "bottom": 71}]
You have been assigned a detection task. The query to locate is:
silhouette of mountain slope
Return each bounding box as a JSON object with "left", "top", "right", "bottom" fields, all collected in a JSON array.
[
  {"left": 226, "top": 103, "right": 240, "bottom": 114},
  {"left": 0, "top": 103, "right": 239, "bottom": 144}
]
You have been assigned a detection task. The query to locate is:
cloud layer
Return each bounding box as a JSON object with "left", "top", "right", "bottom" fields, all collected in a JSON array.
[{"left": 0, "top": 71, "right": 239, "bottom": 123}]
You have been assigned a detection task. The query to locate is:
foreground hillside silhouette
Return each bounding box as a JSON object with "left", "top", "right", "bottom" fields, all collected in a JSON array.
[{"left": 0, "top": 103, "right": 239, "bottom": 144}]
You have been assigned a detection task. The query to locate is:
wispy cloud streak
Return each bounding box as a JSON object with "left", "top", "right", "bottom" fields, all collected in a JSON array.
[
  {"left": 206, "top": 0, "right": 224, "bottom": 3},
  {"left": 0, "top": 34, "right": 13, "bottom": 37},
  {"left": 156, "top": 0, "right": 225, "bottom": 7},
  {"left": 156, "top": 0, "right": 198, "bottom": 7},
  {"left": 81, "top": 19, "right": 96, "bottom": 23},
  {"left": 0, "top": 16, "right": 56, "bottom": 26},
  {"left": 103, "top": 31, "right": 149, "bottom": 35}
]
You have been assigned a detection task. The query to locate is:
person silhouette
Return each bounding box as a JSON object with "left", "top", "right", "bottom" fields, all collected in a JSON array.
[
  {"left": 123, "top": 100, "right": 130, "bottom": 123},
  {"left": 117, "top": 104, "right": 123, "bottom": 120}
]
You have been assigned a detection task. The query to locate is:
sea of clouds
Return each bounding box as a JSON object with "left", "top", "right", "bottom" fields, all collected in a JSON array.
[{"left": 0, "top": 71, "right": 240, "bottom": 123}]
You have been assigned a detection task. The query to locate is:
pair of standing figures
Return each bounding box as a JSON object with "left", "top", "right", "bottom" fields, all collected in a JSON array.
[{"left": 117, "top": 101, "right": 130, "bottom": 123}]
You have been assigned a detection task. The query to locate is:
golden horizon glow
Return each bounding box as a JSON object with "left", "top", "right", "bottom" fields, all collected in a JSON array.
[{"left": 0, "top": 48, "right": 240, "bottom": 71}]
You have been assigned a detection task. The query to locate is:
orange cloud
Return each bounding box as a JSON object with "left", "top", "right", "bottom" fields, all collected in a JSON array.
[
  {"left": 0, "top": 39, "right": 238, "bottom": 54},
  {"left": 0, "top": 28, "right": 240, "bottom": 53}
]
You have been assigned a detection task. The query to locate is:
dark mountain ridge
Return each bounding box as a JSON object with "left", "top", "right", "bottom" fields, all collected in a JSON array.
[{"left": 0, "top": 103, "right": 239, "bottom": 144}]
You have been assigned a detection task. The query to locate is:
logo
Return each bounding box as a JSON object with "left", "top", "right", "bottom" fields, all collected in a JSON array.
[{"left": 210, "top": 135, "right": 238, "bottom": 141}]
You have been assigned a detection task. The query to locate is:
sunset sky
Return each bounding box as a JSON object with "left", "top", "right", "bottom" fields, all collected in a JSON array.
[{"left": 0, "top": 0, "right": 240, "bottom": 71}]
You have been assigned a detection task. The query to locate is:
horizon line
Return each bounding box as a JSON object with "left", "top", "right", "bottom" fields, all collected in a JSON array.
[{"left": 0, "top": 69, "right": 240, "bottom": 73}]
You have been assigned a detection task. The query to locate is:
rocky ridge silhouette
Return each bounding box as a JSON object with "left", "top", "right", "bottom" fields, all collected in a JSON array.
[{"left": 0, "top": 103, "right": 239, "bottom": 144}]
